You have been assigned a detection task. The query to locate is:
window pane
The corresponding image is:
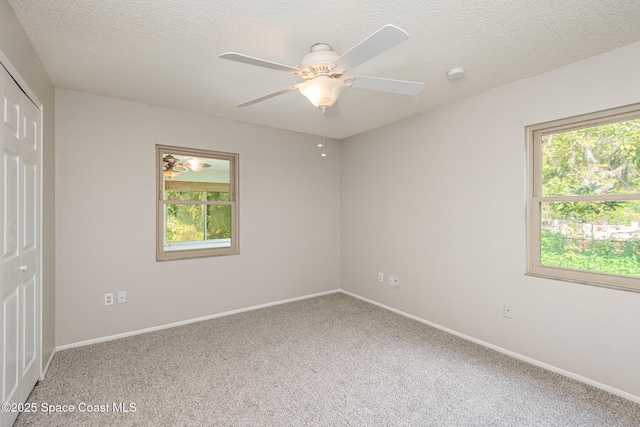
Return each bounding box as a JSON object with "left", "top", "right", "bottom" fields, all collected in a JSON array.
[
  {"left": 207, "top": 191, "right": 230, "bottom": 202},
  {"left": 162, "top": 153, "right": 231, "bottom": 200},
  {"left": 165, "top": 204, "right": 205, "bottom": 242},
  {"left": 540, "top": 201, "right": 640, "bottom": 277},
  {"left": 541, "top": 118, "right": 640, "bottom": 196},
  {"left": 206, "top": 205, "right": 231, "bottom": 241}
]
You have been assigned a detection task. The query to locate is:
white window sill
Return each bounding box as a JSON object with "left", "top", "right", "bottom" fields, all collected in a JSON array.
[{"left": 164, "top": 239, "right": 231, "bottom": 251}]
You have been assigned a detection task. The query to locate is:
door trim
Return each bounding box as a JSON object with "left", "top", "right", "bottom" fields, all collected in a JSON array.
[{"left": 0, "top": 50, "right": 42, "bottom": 109}]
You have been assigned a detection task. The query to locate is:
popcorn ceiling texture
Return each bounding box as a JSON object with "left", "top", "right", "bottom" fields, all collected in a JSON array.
[
  {"left": 14, "top": 293, "right": 640, "bottom": 426},
  {"left": 7, "top": 0, "right": 640, "bottom": 138}
]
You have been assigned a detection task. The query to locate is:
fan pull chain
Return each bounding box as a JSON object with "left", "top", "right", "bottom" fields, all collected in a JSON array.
[{"left": 321, "top": 128, "right": 326, "bottom": 157}]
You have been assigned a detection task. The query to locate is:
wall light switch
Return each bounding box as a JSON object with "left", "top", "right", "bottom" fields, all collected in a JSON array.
[
  {"left": 117, "top": 291, "right": 127, "bottom": 304},
  {"left": 503, "top": 304, "right": 513, "bottom": 319}
]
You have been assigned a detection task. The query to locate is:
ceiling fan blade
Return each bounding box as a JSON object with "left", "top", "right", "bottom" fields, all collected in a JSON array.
[
  {"left": 333, "top": 25, "right": 409, "bottom": 71},
  {"left": 220, "top": 52, "right": 305, "bottom": 75},
  {"left": 220, "top": 52, "right": 307, "bottom": 75},
  {"left": 235, "top": 85, "right": 300, "bottom": 107},
  {"left": 350, "top": 75, "right": 425, "bottom": 96}
]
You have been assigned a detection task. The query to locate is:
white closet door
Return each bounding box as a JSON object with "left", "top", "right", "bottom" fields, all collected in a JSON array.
[{"left": 1, "top": 65, "right": 41, "bottom": 427}]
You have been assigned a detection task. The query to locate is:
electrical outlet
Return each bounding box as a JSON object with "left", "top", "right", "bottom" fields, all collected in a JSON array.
[
  {"left": 104, "top": 293, "right": 114, "bottom": 306},
  {"left": 117, "top": 291, "right": 127, "bottom": 304},
  {"left": 503, "top": 304, "right": 513, "bottom": 319},
  {"left": 378, "top": 272, "right": 384, "bottom": 282}
]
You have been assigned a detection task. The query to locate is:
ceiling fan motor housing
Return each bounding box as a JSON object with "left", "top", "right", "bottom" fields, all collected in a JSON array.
[{"left": 299, "top": 43, "right": 344, "bottom": 77}]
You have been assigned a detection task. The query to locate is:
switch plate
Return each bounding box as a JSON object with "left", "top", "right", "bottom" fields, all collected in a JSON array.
[
  {"left": 104, "top": 293, "right": 114, "bottom": 306},
  {"left": 503, "top": 304, "right": 513, "bottom": 319},
  {"left": 117, "top": 291, "right": 127, "bottom": 304}
]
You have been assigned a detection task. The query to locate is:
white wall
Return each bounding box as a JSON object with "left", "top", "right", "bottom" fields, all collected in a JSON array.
[
  {"left": 55, "top": 90, "right": 340, "bottom": 346},
  {"left": 341, "top": 42, "right": 640, "bottom": 398},
  {"left": 0, "top": 0, "right": 56, "bottom": 372},
  {"left": 49, "top": 30, "right": 640, "bottom": 399}
]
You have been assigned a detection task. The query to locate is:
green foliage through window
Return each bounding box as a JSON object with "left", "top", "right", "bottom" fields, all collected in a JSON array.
[
  {"left": 166, "top": 191, "right": 231, "bottom": 242},
  {"left": 541, "top": 118, "right": 640, "bottom": 196},
  {"left": 541, "top": 232, "right": 640, "bottom": 276},
  {"left": 538, "top": 117, "right": 640, "bottom": 280}
]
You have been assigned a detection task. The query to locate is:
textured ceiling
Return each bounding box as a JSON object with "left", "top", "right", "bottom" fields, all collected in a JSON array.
[{"left": 8, "top": 0, "right": 640, "bottom": 139}]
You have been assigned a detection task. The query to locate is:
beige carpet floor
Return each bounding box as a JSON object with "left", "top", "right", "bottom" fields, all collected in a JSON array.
[{"left": 14, "top": 292, "right": 640, "bottom": 426}]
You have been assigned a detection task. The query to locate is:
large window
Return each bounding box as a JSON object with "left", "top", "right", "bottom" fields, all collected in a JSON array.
[
  {"left": 527, "top": 104, "right": 640, "bottom": 292},
  {"left": 156, "top": 145, "right": 238, "bottom": 261}
]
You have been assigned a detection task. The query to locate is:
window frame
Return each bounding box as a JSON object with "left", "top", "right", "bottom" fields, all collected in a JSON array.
[
  {"left": 526, "top": 103, "right": 640, "bottom": 292},
  {"left": 156, "top": 144, "right": 239, "bottom": 261}
]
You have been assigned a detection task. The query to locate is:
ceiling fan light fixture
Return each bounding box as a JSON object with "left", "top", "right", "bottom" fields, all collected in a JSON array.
[
  {"left": 163, "top": 169, "right": 180, "bottom": 179},
  {"left": 186, "top": 158, "right": 204, "bottom": 172},
  {"left": 298, "top": 76, "right": 346, "bottom": 110}
]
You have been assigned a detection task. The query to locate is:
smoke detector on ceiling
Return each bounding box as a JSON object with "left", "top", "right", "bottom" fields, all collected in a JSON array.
[{"left": 447, "top": 67, "right": 466, "bottom": 80}]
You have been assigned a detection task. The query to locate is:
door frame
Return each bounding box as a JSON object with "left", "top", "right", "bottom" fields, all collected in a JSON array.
[{"left": 0, "top": 49, "right": 44, "bottom": 383}]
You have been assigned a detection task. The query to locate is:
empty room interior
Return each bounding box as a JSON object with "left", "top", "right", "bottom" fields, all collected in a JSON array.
[{"left": 2, "top": 1, "right": 640, "bottom": 426}]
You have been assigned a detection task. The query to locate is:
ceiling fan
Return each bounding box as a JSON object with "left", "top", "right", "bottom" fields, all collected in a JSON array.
[
  {"left": 163, "top": 154, "right": 211, "bottom": 179},
  {"left": 219, "top": 25, "right": 425, "bottom": 112}
]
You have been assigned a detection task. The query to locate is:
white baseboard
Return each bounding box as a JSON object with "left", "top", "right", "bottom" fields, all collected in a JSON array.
[
  {"left": 56, "top": 289, "right": 340, "bottom": 352},
  {"left": 52, "top": 287, "right": 639, "bottom": 404},
  {"left": 339, "top": 289, "right": 640, "bottom": 405},
  {"left": 40, "top": 347, "right": 56, "bottom": 380}
]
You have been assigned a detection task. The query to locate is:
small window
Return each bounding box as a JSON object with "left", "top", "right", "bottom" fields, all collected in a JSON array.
[
  {"left": 156, "top": 145, "right": 238, "bottom": 261},
  {"left": 527, "top": 104, "right": 640, "bottom": 291}
]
